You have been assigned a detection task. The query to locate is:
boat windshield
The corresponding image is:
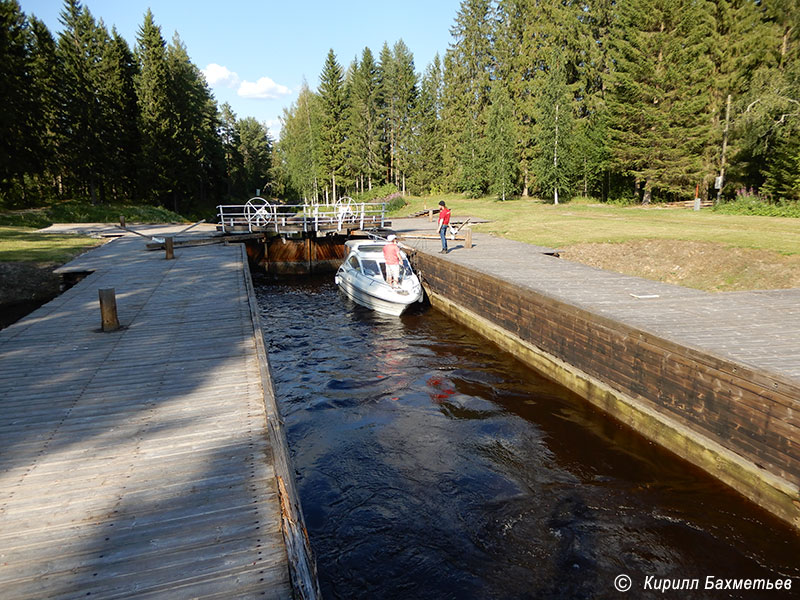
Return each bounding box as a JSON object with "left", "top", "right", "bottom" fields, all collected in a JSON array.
[
  {"left": 361, "top": 259, "right": 382, "bottom": 277},
  {"left": 356, "top": 245, "right": 385, "bottom": 254}
]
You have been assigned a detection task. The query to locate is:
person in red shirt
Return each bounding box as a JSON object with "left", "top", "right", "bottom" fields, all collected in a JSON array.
[
  {"left": 383, "top": 234, "right": 402, "bottom": 287},
  {"left": 437, "top": 200, "right": 451, "bottom": 254}
]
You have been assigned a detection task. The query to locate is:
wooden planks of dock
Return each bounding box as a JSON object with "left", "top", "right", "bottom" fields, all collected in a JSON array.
[{"left": 0, "top": 233, "right": 312, "bottom": 599}]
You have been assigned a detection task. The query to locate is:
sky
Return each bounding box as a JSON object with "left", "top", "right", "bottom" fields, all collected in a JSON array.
[{"left": 20, "top": 0, "right": 463, "bottom": 136}]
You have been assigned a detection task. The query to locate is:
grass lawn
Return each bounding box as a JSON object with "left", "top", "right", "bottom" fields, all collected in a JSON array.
[
  {"left": 0, "top": 226, "right": 103, "bottom": 264},
  {"left": 394, "top": 195, "right": 800, "bottom": 255},
  {"left": 392, "top": 195, "right": 800, "bottom": 291}
]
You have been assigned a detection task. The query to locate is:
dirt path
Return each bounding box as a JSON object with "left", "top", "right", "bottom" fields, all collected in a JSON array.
[{"left": 560, "top": 239, "right": 800, "bottom": 292}]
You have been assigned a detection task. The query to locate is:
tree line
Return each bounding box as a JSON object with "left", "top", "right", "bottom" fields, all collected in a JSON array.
[
  {"left": 2, "top": 0, "right": 798, "bottom": 212},
  {"left": 277, "top": 0, "right": 799, "bottom": 204},
  {"left": 0, "top": 0, "right": 272, "bottom": 212}
]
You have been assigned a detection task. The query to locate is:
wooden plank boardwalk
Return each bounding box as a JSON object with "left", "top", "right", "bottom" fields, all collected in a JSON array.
[
  {"left": 394, "top": 217, "right": 800, "bottom": 381},
  {"left": 0, "top": 231, "right": 298, "bottom": 599}
]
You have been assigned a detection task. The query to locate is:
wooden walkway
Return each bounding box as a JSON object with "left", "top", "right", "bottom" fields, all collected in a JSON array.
[
  {"left": 394, "top": 217, "right": 800, "bottom": 380},
  {"left": 0, "top": 231, "right": 298, "bottom": 599}
]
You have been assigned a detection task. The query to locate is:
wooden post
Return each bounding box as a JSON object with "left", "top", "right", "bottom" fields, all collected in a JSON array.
[
  {"left": 119, "top": 215, "right": 125, "bottom": 228},
  {"left": 165, "top": 236, "right": 174, "bottom": 260},
  {"left": 465, "top": 227, "right": 473, "bottom": 249},
  {"left": 98, "top": 288, "right": 120, "bottom": 332},
  {"left": 428, "top": 209, "right": 433, "bottom": 222}
]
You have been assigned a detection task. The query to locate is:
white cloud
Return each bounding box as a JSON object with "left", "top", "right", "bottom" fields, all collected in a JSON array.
[
  {"left": 202, "top": 63, "right": 240, "bottom": 88},
  {"left": 237, "top": 77, "right": 291, "bottom": 100}
]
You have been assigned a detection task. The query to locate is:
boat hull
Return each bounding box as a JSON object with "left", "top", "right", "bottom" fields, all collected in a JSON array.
[{"left": 336, "top": 275, "right": 421, "bottom": 316}]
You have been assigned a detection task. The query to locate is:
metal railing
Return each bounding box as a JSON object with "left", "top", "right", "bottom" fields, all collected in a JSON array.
[{"left": 216, "top": 197, "right": 387, "bottom": 234}]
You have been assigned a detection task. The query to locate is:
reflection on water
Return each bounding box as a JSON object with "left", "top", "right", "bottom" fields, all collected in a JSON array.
[{"left": 254, "top": 273, "right": 800, "bottom": 600}]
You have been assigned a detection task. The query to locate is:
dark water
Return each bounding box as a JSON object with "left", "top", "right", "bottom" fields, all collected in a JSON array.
[{"left": 254, "top": 274, "right": 800, "bottom": 600}]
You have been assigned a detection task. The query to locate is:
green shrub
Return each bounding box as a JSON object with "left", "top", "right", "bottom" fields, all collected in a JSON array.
[
  {"left": 384, "top": 195, "right": 407, "bottom": 213},
  {"left": 0, "top": 210, "right": 51, "bottom": 228},
  {"left": 352, "top": 183, "right": 399, "bottom": 203},
  {"left": 712, "top": 197, "right": 800, "bottom": 218}
]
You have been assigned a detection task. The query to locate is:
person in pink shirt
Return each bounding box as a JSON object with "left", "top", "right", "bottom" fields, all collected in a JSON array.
[{"left": 383, "top": 234, "right": 402, "bottom": 288}]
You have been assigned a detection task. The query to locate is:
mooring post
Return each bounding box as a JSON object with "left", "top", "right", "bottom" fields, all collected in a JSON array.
[
  {"left": 98, "top": 288, "right": 120, "bottom": 332},
  {"left": 165, "top": 236, "right": 174, "bottom": 260},
  {"left": 465, "top": 227, "right": 473, "bottom": 249}
]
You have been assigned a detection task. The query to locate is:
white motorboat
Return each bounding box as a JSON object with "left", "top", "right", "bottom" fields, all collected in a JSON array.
[{"left": 335, "top": 239, "right": 424, "bottom": 316}]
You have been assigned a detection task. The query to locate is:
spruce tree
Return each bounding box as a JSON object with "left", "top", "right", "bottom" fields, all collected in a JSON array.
[
  {"left": 99, "top": 28, "right": 140, "bottom": 201},
  {"left": 56, "top": 0, "right": 109, "bottom": 203},
  {"left": 387, "top": 40, "right": 418, "bottom": 194},
  {"left": 358, "top": 48, "right": 383, "bottom": 190},
  {"left": 493, "top": 0, "right": 530, "bottom": 195},
  {"left": 317, "top": 49, "right": 346, "bottom": 201},
  {"left": 135, "top": 9, "right": 173, "bottom": 205},
  {"left": 376, "top": 43, "right": 394, "bottom": 185},
  {"left": 442, "top": 0, "right": 493, "bottom": 196},
  {"left": 343, "top": 48, "right": 383, "bottom": 193},
  {"left": 0, "top": 0, "right": 37, "bottom": 203},
  {"left": 607, "top": 0, "right": 715, "bottom": 202},
  {"left": 28, "top": 16, "right": 60, "bottom": 200},
  {"left": 736, "top": 0, "right": 800, "bottom": 200},
  {"left": 413, "top": 54, "right": 445, "bottom": 194},
  {"left": 220, "top": 102, "right": 244, "bottom": 197},
  {"left": 166, "top": 33, "right": 225, "bottom": 210}
]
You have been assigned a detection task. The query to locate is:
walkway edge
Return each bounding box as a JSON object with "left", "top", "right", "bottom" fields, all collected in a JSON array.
[
  {"left": 241, "top": 245, "right": 322, "bottom": 599},
  {"left": 427, "top": 289, "right": 800, "bottom": 530}
]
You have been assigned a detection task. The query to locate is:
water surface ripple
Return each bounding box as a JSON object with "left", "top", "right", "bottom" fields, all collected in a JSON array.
[{"left": 254, "top": 274, "right": 800, "bottom": 600}]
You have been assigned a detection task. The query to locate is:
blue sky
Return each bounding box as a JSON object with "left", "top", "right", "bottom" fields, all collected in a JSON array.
[{"left": 20, "top": 0, "right": 463, "bottom": 136}]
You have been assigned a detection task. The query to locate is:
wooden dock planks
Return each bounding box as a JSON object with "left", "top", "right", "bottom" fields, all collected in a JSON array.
[{"left": 0, "top": 235, "right": 295, "bottom": 599}]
